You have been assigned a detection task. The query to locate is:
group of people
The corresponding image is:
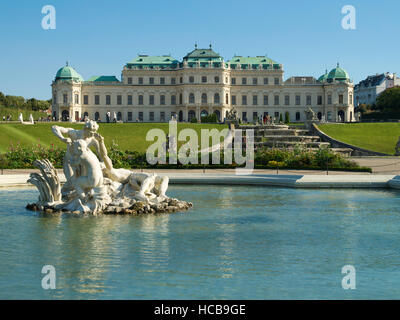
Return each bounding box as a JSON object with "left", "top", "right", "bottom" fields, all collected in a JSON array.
[{"left": 261, "top": 114, "right": 276, "bottom": 125}]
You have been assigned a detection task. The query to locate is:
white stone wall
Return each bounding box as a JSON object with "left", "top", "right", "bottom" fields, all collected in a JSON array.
[{"left": 52, "top": 66, "right": 354, "bottom": 123}]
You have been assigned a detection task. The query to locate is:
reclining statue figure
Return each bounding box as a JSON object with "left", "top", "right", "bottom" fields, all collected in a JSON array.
[{"left": 27, "top": 119, "right": 186, "bottom": 215}]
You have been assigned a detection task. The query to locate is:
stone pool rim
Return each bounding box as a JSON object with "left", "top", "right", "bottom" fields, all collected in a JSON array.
[{"left": 1, "top": 172, "right": 400, "bottom": 189}]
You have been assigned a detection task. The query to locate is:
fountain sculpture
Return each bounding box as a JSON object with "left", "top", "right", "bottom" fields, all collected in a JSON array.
[{"left": 26, "top": 120, "right": 192, "bottom": 215}]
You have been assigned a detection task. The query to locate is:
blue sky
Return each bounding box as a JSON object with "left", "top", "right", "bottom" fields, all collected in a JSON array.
[{"left": 0, "top": 0, "right": 399, "bottom": 100}]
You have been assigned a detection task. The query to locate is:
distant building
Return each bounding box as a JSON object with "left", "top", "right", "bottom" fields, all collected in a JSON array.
[
  {"left": 354, "top": 72, "right": 400, "bottom": 106},
  {"left": 51, "top": 46, "right": 355, "bottom": 123}
]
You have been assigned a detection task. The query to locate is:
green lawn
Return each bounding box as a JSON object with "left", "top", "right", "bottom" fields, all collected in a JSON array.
[
  {"left": 318, "top": 122, "right": 400, "bottom": 155},
  {"left": 0, "top": 122, "right": 228, "bottom": 153}
]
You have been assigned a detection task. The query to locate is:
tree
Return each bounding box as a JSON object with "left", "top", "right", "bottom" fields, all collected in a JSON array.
[
  {"left": 284, "top": 111, "right": 290, "bottom": 124},
  {"left": 376, "top": 87, "right": 400, "bottom": 112}
]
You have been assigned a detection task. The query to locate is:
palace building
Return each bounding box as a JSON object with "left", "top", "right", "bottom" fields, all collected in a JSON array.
[{"left": 51, "top": 45, "right": 354, "bottom": 123}]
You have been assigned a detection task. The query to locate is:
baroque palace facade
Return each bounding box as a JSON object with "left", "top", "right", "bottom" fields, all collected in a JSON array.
[{"left": 52, "top": 45, "right": 354, "bottom": 123}]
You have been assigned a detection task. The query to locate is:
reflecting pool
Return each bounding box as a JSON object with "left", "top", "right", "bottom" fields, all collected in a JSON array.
[{"left": 0, "top": 186, "right": 400, "bottom": 299}]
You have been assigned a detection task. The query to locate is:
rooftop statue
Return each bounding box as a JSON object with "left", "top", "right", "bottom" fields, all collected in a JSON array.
[{"left": 27, "top": 120, "right": 192, "bottom": 215}]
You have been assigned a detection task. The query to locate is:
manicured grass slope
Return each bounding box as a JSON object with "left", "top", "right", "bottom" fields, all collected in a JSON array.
[
  {"left": 0, "top": 106, "right": 47, "bottom": 121},
  {"left": 318, "top": 123, "right": 400, "bottom": 155},
  {"left": 0, "top": 122, "right": 228, "bottom": 153}
]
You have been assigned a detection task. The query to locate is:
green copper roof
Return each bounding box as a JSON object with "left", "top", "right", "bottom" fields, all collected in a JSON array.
[
  {"left": 327, "top": 63, "right": 350, "bottom": 82},
  {"left": 126, "top": 55, "right": 179, "bottom": 69},
  {"left": 228, "top": 55, "right": 280, "bottom": 70},
  {"left": 318, "top": 70, "right": 329, "bottom": 82},
  {"left": 86, "top": 76, "right": 120, "bottom": 82},
  {"left": 55, "top": 65, "right": 83, "bottom": 82},
  {"left": 183, "top": 48, "right": 223, "bottom": 62}
]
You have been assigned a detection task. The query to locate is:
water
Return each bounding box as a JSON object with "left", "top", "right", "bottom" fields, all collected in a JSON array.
[{"left": 0, "top": 185, "right": 400, "bottom": 299}]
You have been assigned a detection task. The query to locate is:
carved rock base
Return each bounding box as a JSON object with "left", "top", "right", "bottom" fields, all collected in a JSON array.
[{"left": 26, "top": 198, "right": 193, "bottom": 215}]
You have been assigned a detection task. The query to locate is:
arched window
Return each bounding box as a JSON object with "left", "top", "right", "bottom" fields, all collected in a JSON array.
[
  {"left": 317, "top": 112, "right": 322, "bottom": 120},
  {"left": 188, "top": 110, "right": 196, "bottom": 121},
  {"left": 117, "top": 112, "right": 122, "bottom": 121},
  {"left": 83, "top": 112, "right": 89, "bottom": 120},
  {"left": 178, "top": 111, "right": 183, "bottom": 122},
  {"left": 95, "top": 112, "right": 100, "bottom": 121},
  {"left": 201, "top": 110, "right": 208, "bottom": 118},
  {"left": 296, "top": 112, "right": 300, "bottom": 121},
  {"left": 225, "top": 93, "right": 229, "bottom": 104},
  {"left": 179, "top": 93, "right": 182, "bottom": 104},
  {"left": 189, "top": 93, "right": 195, "bottom": 104},
  {"left": 214, "top": 93, "right": 220, "bottom": 104},
  {"left": 61, "top": 110, "right": 69, "bottom": 121},
  {"left": 201, "top": 93, "right": 207, "bottom": 104}
]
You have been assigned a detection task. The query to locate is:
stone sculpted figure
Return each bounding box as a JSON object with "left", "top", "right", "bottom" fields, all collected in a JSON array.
[
  {"left": 68, "top": 139, "right": 104, "bottom": 201},
  {"left": 27, "top": 119, "right": 189, "bottom": 215},
  {"left": 52, "top": 120, "right": 101, "bottom": 194}
]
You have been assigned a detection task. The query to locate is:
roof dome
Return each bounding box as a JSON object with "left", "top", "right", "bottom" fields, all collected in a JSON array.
[
  {"left": 55, "top": 64, "right": 83, "bottom": 82},
  {"left": 327, "top": 63, "right": 350, "bottom": 83},
  {"left": 318, "top": 69, "right": 329, "bottom": 83}
]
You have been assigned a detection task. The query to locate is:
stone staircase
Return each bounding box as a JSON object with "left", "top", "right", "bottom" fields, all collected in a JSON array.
[{"left": 238, "top": 124, "right": 353, "bottom": 156}]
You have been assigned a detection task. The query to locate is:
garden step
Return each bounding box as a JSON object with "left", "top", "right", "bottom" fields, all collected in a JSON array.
[
  {"left": 254, "top": 141, "right": 331, "bottom": 148},
  {"left": 239, "top": 124, "right": 289, "bottom": 130},
  {"left": 262, "top": 135, "right": 321, "bottom": 142}
]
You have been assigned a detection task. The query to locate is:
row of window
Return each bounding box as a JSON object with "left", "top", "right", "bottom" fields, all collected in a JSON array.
[
  {"left": 125, "top": 76, "right": 281, "bottom": 85},
  {"left": 59, "top": 92, "right": 350, "bottom": 106}
]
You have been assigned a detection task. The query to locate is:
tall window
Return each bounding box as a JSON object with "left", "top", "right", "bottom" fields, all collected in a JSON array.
[
  {"left": 242, "top": 95, "right": 247, "bottom": 105},
  {"left": 231, "top": 95, "right": 236, "bottom": 105},
  {"left": 95, "top": 112, "right": 100, "bottom": 121},
  {"left": 74, "top": 94, "right": 79, "bottom": 104},
  {"left": 138, "top": 77, "right": 143, "bottom": 84},
  {"left": 149, "top": 95, "right": 154, "bottom": 105},
  {"left": 149, "top": 77, "right": 154, "bottom": 84},
  {"left": 189, "top": 76, "right": 194, "bottom": 83},
  {"left": 189, "top": 93, "right": 195, "bottom": 104},
  {"left": 171, "top": 95, "right": 176, "bottom": 105},
  {"left": 202, "top": 76, "right": 207, "bottom": 83},
  {"left": 242, "top": 78, "right": 247, "bottom": 85},
  {"left": 127, "top": 77, "right": 132, "bottom": 84},
  {"left": 149, "top": 112, "right": 154, "bottom": 121},
  {"left": 274, "top": 77, "right": 279, "bottom": 85},
  {"left": 171, "top": 78, "right": 176, "bottom": 84},
  {"left": 253, "top": 78, "right": 258, "bottom": 85},
  {"left": 317, "top": 95, "right": 322, "bottom": 105},
  {"left": 263, "top": 95, "right": 268, "bottom": 105},
  {"left": 95, "top": 95, "right": 100, "bottom": 105},
  {"left": 225, "top": 93, "right": 229, "bottom": 104},
  {"left": 160, "top": 77, "right": 165, "bottom": 85},
  {"left": 264, "top": 78, "right": 269, "bottom": 85},
  {"left": 252, "top": 95, "right": 258, "bottom": 105},
  {"left": 160, "top": 95, "right": 165, "bottom": 105},
  {"left": 139, "top": 95, "right": 143, "bottom": 105},
  {"left": 128, "top": 112, "right": 132, "bottom": 121},
  {"left": 231, "top": 78, "right": 236, "bottom": 85},
  {"left": 179, "top": 93, "right": 182, "bottom": 104},
  {"left": 306, "top": 95, "right": 311, "bottom": 105},
  {"left": 127, "top": 95, "right": 132, "bottom": 105},
  {"left": 349, "top": 93, "right": 353, "bottom": 105},
  {"left": 285, "top": 95, "right": 290, "bottom": 105},
  {"left": 328, "top": 94, "right": 332, "bottom": 105},
  {"left": 201, "top": 93, "right": 207, "bottom": 104},
  {"left": 139, "top": 112, "right": 143, "bottom": 121},
  {"left": 106, "top": 95, "right": 111, "bottom": 105},
  {"left": 214, "top": 76, "right": 220, "bottom": 83},
  {"left": 274, "top": 95, "right": 279, "bottom": 105},
  {"left": 117, "top": 95, "right": 122, "bottom": 105},
  {"left": 295, "top": 95, "right": 301, "bottom": 105},
  {"left": 339, "top": 94, "right": 344, "bottom": 104},
  {"left": 296, "top": 112, "right": 301, "bottom": 121},
  {"left": 63, "top": 94, "right": 68, "bottom": 104},
  {"left": 83, "top": 95, "right": 88, "bottom": 105},
  {"left": 214, "top": 93, "right": 220, "bottom": 104},
  {"left": 160, "top": 111, "right": 165, "bottom": 122}
]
